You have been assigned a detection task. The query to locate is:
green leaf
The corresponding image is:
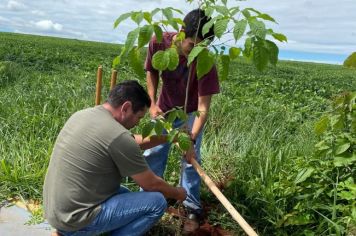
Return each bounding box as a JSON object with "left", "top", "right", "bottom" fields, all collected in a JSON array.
[
  {"left": 197, "top": 49, "right": 215, "bottom": 79},
  {"left": 252, "top": 40, "right": 269, "bottom": 71},
  {"left": 233, "top": 19, "right": 247, "bottom": 41},
  {"left": 170, "top": 7, "right": 183, "bottom": 15},
  {"left": 265, "top": 40, "right": 279, "bottom": 65},
  {"left": 167, "top": 129, "right": 179, "bottom": 143},
  {"left": 229, "top": 47, "right": 241, "bottom": 60},
  {"left": 124, "top": 28, "right": 140, "bottom": 54},
  {"left": 202, "top": 18, "right": 215, "bottom": 37},
  {"left": 166, "top": 110, "right": 178, "bottom": 123},
  {"left": 241, "top": 9, "right": 251, "bottom": 18},
  {"left": 175, "top": 31, "right": 186, "bottom": 41},
  {"left": 205, "top": 6, "right": 214, "bottom": 17},
  {"left": 334, "top": 155, "right": 356, "bottom": 167},
  {"left": 154, "top": 120, "right": 164, "bottom": 135},
  {"left": 230, "top": 6, "right": 240, "bottom": 16},
  {"left": 128, "top": 48, "right": 145, "bottom": 78},
  {"left": 257, "top": 13, "right": 276, "bottom": 23},
  {"left": 114, "top": 12, "right": 131, "bottom": 29},
  {"left": 284, "top": 213, "right": 314, "bottom": 226},
  {"left": 177, "top": 109, "right": 188, "bottom": 121},
  {"left": 173, "top": 17, "right": 185, "bottom": 27},
  {"left": 162, "top": 8, "right": 173, "bottom": 21},
  {"left": 138, "top": 25, "right": 153, "bottom": 48},
  {"left": 167, "top": 48, "right": 179, "bottom": 71},
  {"left": 153, "top": 25, "right": 163, "bottom": 43},
  {"left": 152, "top": 8, "right": 160, "bottom": 16},
  {"left": 335, "top": 143, "right": 351, "bottom": 155},
  {"left": 217, "top": 55, "right": 230, "bottom": 81},
  {"left": 272, "top": 33, "right": 288, "bottom": 42},
  {"left": 314, "top": 116, "right": 329, "bottom": 135},
  {"left": 249, "top": 19, "right": 266, "bottom": 39},
  {"left": 143, "top": 12, "right": 152, "bottom": 24},
  {"left": 142, "top": 121, "right": 154, "bottom": 139},
  {"left": 215, "top": 5, "right": 229, "bottom": 16},
  {"left": 188, "top": 46, "right": 205, "bottom": 66},
  {"left": 245, "top": 8, "right": 261, "bottom": 15},
  {"left": 178, "top": 133, "right": 191, "bottom": 151},
  {"left": 152, "top": 50, "right": 169, "bottom": 71},
  {"left": 243, "top": 37, "right": 252, "bottom": 58},
  {"left": 295, "top": 168, "right": 314, "bottom": 184},
  {"left": 131, "top": 11, "right": 143, "bottom": 25},
  {"left": 214, "top": 18, "right": 229, "bottom": 38},
  {"left": 112, "top": 56, "right": 120, "bottom": 68}
]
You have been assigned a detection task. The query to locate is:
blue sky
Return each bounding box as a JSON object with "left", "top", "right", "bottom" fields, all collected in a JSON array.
[{"left": 1, "top": 0, "right": 355, "bottom": 65}]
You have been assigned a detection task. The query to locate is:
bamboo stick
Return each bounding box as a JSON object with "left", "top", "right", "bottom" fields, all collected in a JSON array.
[
  {"left": 110, "top": 70, "right": 118, "bottom": 91},
  {"left": 95, "top": 65, "right": 103, "bottom": 105},
  {"left": 190, "top": 159, "right": 258, "bottom": 236}
]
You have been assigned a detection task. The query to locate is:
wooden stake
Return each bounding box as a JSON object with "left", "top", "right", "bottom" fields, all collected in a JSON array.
[
  {"left": 191, "top": 159, "right": 258, "bottom": 236},
  {"left": 95, "top": 65, "right": 103, "bottom": 105},
  {"left": 110, "top": 70, "right": 118, "bottom": 91}
]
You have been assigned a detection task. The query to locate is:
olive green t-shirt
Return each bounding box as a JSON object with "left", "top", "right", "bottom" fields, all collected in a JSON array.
[{"left": 43, "top": 105, "right": 148, "bottom": 231}]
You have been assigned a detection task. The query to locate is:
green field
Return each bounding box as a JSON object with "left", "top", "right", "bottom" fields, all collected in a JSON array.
[{"left": 0, "top": 32, "right": 355, "bottom": 235}]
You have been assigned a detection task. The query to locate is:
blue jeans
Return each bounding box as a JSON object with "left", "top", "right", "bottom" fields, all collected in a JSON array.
[
  {"left": 143, "top": 114, "right": 203, "bottom": 211},
  {"left": 57, "top": 186, "right": 167, "bottom": 236}
]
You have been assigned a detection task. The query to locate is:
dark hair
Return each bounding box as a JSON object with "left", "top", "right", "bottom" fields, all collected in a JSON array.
[
  {"left": 183, "top": 8, "right": 214, "bottom": 41},
  {"left": 107, "top": 80, "right": 151, "bottom": 113}
]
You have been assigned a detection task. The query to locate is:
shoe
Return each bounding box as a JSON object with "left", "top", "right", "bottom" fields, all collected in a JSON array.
[{"left": 182, "top": 208, "right": 204, "bottom": 234}]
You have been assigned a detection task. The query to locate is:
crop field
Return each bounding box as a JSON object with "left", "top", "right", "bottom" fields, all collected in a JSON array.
[{"left": 0, "top": 32, "right": 355, "bottom": 235}]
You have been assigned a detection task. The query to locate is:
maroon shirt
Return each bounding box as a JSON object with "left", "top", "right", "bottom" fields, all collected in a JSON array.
[{"left": 145, "top": 32, "right": 220, "bottom": 113}]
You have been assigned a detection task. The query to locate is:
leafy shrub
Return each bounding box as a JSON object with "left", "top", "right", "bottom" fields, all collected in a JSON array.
[
  {"left": 343, "top": 52, "right": 356, "bottom": 69},
  {"left": 276, "top": 92, "right": 356, "bottom": 235}
]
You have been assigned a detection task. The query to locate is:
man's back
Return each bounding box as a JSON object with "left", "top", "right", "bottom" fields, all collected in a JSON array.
[{"left": 43, "top": 105, "right": 147, "bottom": 231}]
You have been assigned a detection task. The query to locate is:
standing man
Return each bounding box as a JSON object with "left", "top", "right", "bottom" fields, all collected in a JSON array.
[
  {"left": 144, "top": 8, "right": 220, "bottom": 230},
  {"left": 44, "top": 80, "right": 186, "bottom": 236}
]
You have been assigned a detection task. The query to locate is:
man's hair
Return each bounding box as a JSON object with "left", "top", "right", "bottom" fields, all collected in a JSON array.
[
  {"left": 107, "top": 80, "right": 151, "bottom": 113},
  {"left": 183, "top": 8, "right": 214, "bottom": 41}
]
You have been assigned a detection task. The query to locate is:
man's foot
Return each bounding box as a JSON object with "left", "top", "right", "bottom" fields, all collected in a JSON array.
[
  {"left": 183, "top": 213, "right": 200, "bottom": 234},
  {"left": 182, "top": 208, "right": 204, "bottom": 234}
]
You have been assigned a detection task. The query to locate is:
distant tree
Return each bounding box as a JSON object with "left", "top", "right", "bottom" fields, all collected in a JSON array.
[{"left": 343, "top": 52, "right": 356, "bottom": 69}]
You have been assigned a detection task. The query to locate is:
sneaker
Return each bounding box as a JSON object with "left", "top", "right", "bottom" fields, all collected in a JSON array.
[{"left": 182, "top": 208, "right": 204, "bottom": 234}]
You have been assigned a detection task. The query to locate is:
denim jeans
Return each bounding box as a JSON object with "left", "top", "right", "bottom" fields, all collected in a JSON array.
[
  {"left": 57, "top": 186, "right": 167, "bottom": 236},
  {"left": 143, "top": 113, "right": 203, "bottom": 211}
]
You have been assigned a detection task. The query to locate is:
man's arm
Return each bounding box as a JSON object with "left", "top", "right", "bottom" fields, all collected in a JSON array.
[
  {"left": 182, "top": 95, "right": 213, "bottom": 164},
  {"left": 131, "top": 169, "right": 186, "bottom": 201},
  {"left": 190, "top": 95, "right": 212, "bottom": 141},
  {"left": 134, "top": 134, "right": 169, "bottom": 150},
  {"left": 146, "top": 71, "right": 163, "bottom": 118}
]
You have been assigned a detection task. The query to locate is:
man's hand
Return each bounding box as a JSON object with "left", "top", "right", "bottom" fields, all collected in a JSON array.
[
  {"left": 176, "top": 187, "right": 187, "bottom": 201},
  {"left": 149, "top": 104, "right": 163, "bottom": 118},
  {"left": 184, "top": 144, "right": 196, "bottom": 164}
]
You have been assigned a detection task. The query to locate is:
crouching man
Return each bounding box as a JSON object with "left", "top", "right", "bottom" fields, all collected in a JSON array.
[{"left": 43, "top": 80, "right": 186, "bottom": 236}]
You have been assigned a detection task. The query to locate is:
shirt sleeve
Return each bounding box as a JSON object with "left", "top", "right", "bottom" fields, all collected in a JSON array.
[
  {"left": 108, "top": 132, "right": 148, "bottom": 177},
  {"left": 198, "top": 65, "right": 220, "bottom": 96}
]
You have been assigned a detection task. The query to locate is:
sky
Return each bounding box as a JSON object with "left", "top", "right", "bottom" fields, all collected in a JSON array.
[{"left": 0, "top": 0, "right": 355, "bottom": 65}]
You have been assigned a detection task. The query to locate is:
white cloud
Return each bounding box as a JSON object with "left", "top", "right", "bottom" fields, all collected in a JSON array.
[
  {"left": 7, "top": 0, "right": 25, "bottom": 11},
  {"left": 31, "top": 10, "right": 45, "bottom": 16},
  {"left": 34, "top": 20, "right": 63, "bottom": 32}
]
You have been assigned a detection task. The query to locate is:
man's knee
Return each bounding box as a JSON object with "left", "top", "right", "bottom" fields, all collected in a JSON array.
[{"left": 148, "top": 192, "right": 167, "bottom": 215}]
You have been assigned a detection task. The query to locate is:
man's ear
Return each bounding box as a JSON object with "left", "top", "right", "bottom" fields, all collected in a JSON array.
[{"left": 121, "top": 101, "right": 132, "bottom": 113}]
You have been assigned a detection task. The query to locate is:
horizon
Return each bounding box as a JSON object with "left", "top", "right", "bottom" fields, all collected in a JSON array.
[{"left": 0, "top": 30, "right": 349, "bottom": 66}]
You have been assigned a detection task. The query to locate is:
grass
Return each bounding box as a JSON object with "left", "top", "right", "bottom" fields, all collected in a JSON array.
[{"left": 1, "top": 32, "right": 355, "bottom": 235}]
